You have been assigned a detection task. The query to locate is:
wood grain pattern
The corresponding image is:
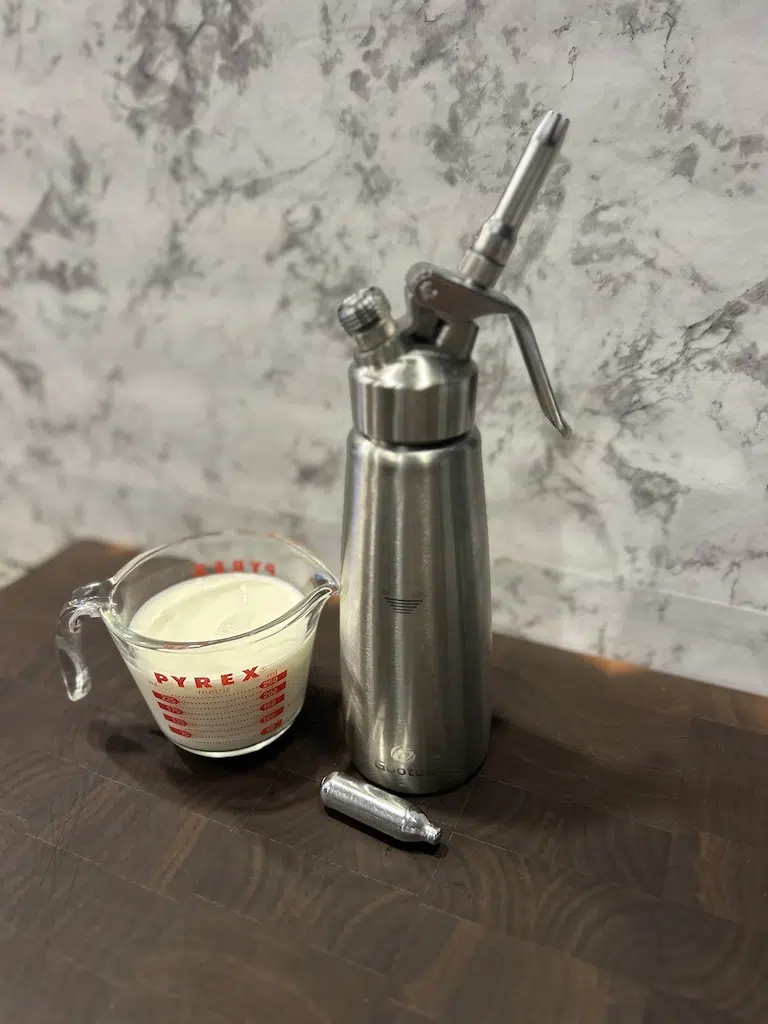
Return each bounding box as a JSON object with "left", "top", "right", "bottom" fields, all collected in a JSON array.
[
  {"left": 457, "top": 776, "right": 672, "bottom": 896},
  {"left": 2, "top": 541, "right": 768, "bottom": 1022},
  {"left": 0, "top": 924, "right": 119, "bottom": 1023},
  {"left": 643, "top": 990, "right": 747, "bottom": 1023},
  {"left": 664, "top": 830, "right": 768, "bottom": 930},
  {"left": 389, "top": 903, "right": 648, "bottom": 1023},
  {"left": 682, "top": 717, "right": 768, "bottom": 849}
]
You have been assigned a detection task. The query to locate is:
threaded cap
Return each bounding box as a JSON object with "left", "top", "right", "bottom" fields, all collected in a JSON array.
[{"left": 337, "top": 286, "right": 392, "bottom": 337}]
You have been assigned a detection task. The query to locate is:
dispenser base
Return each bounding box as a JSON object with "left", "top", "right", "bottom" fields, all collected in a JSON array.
[{"left": 350, "top": 752, "right": 487, "bottom": 797}]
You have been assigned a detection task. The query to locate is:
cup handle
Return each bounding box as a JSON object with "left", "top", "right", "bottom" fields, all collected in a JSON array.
[{"left": 56, "top": 581, "right": 108, "bottom": 701}]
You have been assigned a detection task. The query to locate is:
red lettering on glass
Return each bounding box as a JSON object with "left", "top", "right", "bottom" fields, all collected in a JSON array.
[
  {"left": 163, "top": 713, "right": 188, "bottom": 726},
  {"left": 153, "top": 690, "right": 180, "bottom": 704},
  {"left": 259, "top": 695, "right": 284, "bottom": 712},
  {"left": 261, "top": 681, "right": 287, "bottom": 700},
  {"left": 260, "top": 671, "right": 287, "bottom": 689},
  {"left": 191, "top": 560, "right": 279, "bottom": 576}
]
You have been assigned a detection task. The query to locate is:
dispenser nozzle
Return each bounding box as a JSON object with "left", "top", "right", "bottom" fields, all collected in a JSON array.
[
  {"left": 405, "top": 110, "right": 572, "bottom": 437},
  {"left": 458, "top": 110, "right": 569, "bottom": 289}
]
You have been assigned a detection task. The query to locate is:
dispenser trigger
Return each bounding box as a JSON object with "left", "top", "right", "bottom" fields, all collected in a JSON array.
[{"left": 406, "top": 264, "right": 571, "bottom": 438}]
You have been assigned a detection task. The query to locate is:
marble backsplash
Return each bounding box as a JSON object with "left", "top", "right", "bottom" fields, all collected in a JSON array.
[{"left": 1, "top": 1, "right": 767, "bottom": 691}]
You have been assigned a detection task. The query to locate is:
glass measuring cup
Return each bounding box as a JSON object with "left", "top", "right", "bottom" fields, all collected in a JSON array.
[{"left": 56, "top": 532, "right": 339, "bottom": 757}]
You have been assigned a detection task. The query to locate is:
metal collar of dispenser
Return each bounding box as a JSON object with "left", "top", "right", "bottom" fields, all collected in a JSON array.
[{"left": 349, "top": 348, "right": 477, "bottom": 446}]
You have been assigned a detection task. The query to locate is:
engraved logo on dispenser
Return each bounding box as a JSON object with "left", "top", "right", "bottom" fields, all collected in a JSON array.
[
  {"left": 390, "top": 745, "right": 415, "bottom": 764},
  {"left": 382, "top": 592, "right": 423, "bottom": 615},
  {"left": 373, "top": 744, "right": 441, "bottom": 778}
]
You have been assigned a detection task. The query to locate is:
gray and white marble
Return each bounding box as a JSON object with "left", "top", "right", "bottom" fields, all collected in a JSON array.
[{"left": 1, "top": 0, "right": 767, "bottom": 690}]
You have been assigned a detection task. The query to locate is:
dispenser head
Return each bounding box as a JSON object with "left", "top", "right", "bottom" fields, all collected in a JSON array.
[
  {"left": 336, "top": 110, "right": 573, "bottom": 439},
  {"left": 418, "top": 109, "right": 572, "bottom": 437}
]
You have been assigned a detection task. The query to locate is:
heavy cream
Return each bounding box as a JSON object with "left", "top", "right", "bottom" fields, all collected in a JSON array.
[{"left": 126, "top": 573, "right": 313, "bottom": 754}]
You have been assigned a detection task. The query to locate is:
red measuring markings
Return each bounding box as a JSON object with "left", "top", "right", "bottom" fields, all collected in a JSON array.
[
  {"left": 259, "top": 695, "right": 285, "bottom": 713},
  {"left": 193, "top": 560, "right": 277, "bottom": 577},
  {"left": 157, "top": 701, "right": 184, "bottom": 714},
  {"left": 259, "top": 671, "right": 287, "bottom": 689},
  {"left": 163, "top": 713, "right": 189, "bottom": 727},
  {"left": 153, "top": 690, "right": 181, "bottom": 704},
  {"left": 169, "top": 725, "right": 192, "bottom": 738},
  {"left": 153, "top": 667, "right": 259, "bottom": 688},
  {"left": 260, "top": 680, "right": 287, "bottom": 701},
  {"left": 260, "top": 708, "right": 283, "bottom": 724},
  {"left": 260, "top": 719, "right": 282, "bottom": 736}
]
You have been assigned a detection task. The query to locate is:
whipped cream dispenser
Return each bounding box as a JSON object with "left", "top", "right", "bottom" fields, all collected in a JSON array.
[{"left": 337, "top": 111, "right": 572, "bottom": 794}]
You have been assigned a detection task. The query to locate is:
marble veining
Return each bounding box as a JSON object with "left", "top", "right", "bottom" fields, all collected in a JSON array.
[{"left": 1, "top": 0, "right": 767, "bottom": 690}]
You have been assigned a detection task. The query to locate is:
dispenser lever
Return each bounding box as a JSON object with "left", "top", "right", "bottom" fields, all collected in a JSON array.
[{"left": 405, "top": 264, "right": 571, "bottom": 438}]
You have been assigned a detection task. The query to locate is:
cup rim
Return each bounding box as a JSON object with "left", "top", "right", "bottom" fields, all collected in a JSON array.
[{"left": 101, "top": 530, "right": 339, "bottom": 652}]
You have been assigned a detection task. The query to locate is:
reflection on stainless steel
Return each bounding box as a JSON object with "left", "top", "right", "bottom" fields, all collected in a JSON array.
[{"left": 320, "top": 772, "right": 442, "bottom": 845}]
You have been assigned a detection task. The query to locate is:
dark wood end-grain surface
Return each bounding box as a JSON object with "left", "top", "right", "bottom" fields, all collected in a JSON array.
[{"left": 1, "top": 541, "right": 768, "bottom": 1022}]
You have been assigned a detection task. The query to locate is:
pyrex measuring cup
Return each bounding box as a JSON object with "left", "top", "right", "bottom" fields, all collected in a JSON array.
[{"left": 56, "top": 532, "right": 339, "bottom": 757}]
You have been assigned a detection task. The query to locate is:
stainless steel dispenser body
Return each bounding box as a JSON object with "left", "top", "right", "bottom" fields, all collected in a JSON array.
[
  {"left": 337, "top": 112, "right": 572, "bottom": 795},
  {"left": 341, "top": 427, "right": 492, "bottom": 793}
]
